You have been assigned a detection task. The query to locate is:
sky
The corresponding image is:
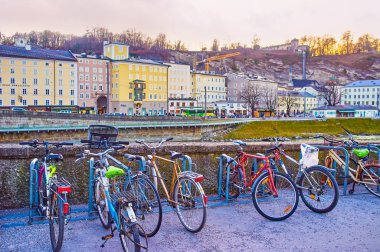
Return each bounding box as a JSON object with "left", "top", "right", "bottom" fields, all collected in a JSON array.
[{"left": 0, "top": 0, "right": 379, "bottom": 50}]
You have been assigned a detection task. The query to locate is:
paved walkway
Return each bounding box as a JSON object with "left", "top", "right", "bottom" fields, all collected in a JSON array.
[{"left": 1, "top": 191, "right": 379, "bottom": 252}]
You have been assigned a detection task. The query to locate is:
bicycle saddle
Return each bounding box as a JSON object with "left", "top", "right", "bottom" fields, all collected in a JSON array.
[
  {"left": 124, "top": 154, "right": 144, "bottom": 162},
  {"left": 353, "top": 149, "right": 369, "bottom": 159},
  {"left": 233, "top": 140, "right": 247, "bottom": 146},
  {"left": 169, "top": 151, "right": 184, "bottom": 160},
  {"left": 46, "top": 153, "right": 63, "bottom": 162}
]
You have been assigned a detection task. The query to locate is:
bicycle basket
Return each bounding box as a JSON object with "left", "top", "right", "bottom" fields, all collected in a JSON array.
[
  {"left": 300, "top": 144, "right": 319, "bottom": 168},
  {"left": 88, "top": 125, "right": 118, "bottom": 149}
]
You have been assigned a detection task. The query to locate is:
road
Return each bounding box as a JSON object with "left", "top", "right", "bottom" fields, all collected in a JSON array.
[{"left": 1, "top": 190, "right": 379, "bottom": 252}]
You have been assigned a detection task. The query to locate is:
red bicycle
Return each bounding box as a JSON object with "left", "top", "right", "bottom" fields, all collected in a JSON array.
[{"left": 219, "top": 140, "right": 299, "bottom": 221}]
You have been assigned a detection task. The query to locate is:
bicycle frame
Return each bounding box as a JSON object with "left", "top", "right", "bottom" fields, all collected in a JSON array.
[{"left": 233, "top": 151, "right": 279, "bottom": 196}]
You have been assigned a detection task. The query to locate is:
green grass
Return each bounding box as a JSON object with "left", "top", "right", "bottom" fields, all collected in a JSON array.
[{"left": 224, "top": 118, "right": 380, "bottom": 139}]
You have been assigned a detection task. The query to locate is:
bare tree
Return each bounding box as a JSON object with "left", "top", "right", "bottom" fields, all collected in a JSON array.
[
  {"left": 240, "top": 82, "right": 262, "bottom": 117},
  {"left": 279, "top": 91, "right": 297, "bottom": 116},
  {"left": 319, "top": 80, "right": 343, "bottom": 106},
  {"left": 251, "top": 35, "right": 260, "bottom": 50},
  {"left": 262, "top": 86, "right": 278, "bottom": 114}
]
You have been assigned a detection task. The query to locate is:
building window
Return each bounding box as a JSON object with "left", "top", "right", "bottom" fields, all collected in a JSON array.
[
  {"left": 22, "top": 88, "right": 27, "bottom": 95},
  {"left": 22, "top": 99, "right": 27, "bottom": 106},
  {"left": 129, "top": 93, "right": 132, "bottom": 99},
  {"left": 59, "top": 89, "right": 63, "bottom": 95},
  {"left": 46, "top": 89, "right": 50, "bottom": 95},
  {"left": 70, "top": 100, "right": 74, "bottom": 105},
  {"left": 22, "top": 68, "right": 26, "bottom": 75},
  {"left": 0, "top": 88, "right": 2, "bottom": 94},
  {"left": 70, "top": 80, "right": 74, "bottom": 86},
  {"left": 45, "top": 70, "right": 49, "bottom": 75},
  {"left": 34, "top": 69, "right": 38, "bottom": 75},
  {"left": 59, "top": 79, "right": 63, "bottom": 86},
  {"left": 34, "top": 89, "right": 38, "bottom": 95},
  {"left": 34, "top": 100, "right": 38, "bottom": 105},
  {"left": 22, "top": 78, "right": 27, "bottom": 84},
  {"left": 80, "top": 84, "right": 84, "bottom": 90},
  {"left": 70, "top": 90, "right": 74, "bottom": 95},
  {"left": 45, "top": 79, "right": 50, "bottom": 85},
  {"left": 59, "top": 100, "right": 63, "bottom": 105},
  {"left": 34, "top": 78, "right": 38, "bottom": 85},
  {"left": 0, "top": 77, "right": 2, "bottom": 84},
  {"left": 46, "top": 100, "right": 50, "bottom": 105},
  {"left": 11, "top": 88, "right": 15, "bottom": 95},
  {"left": 99, "top": 85, "right": 103, "bottom": 91},
  {"left": 11, "top": 99, "right": 15, "bottom": 106},
  {"left": 45, "top": 63, "right": 49, "bottom": 66}
]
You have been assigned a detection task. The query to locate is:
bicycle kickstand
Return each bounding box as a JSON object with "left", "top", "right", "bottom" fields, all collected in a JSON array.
[
  {"left": 100, "top": 226, "right": 116, "bottom": 248},
  {"left": 349, "top": 182, "right": 356, "bottom": 195}
]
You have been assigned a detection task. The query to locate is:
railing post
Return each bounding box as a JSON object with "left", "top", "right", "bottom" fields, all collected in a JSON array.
[{"left": 88, "top": 157, "right": 95, "bottom": 216}]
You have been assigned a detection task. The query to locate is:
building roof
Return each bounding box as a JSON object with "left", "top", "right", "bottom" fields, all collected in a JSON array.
[
  {"left": 291, "top": 79, "right": 320, "bottom": 88},
  {"left": 344, "top": 80, "right": 380, "bottom": 88},
  {"left": 191, "top": 71, "right": 226, "bottom": 78},
  {"left": 278, "top": 90, "right": 315, "bottom": 98},
  {"left": 0, "top": 44, "right": 76, "bottom": 61},
  {"left": 112, "top": 57, "right": 170, "bottom": 67},
  {"left": 313, "top": 105, "right": 378, "bottom": 111},
  {"left": 104, "top": 42, "right": 129, "bottom": 46},
  {"left": 73, "top": 53, "right": 109, "bottom": 60}
]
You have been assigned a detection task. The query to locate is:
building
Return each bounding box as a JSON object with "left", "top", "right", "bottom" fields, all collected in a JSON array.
[
  {"left": 214, "top": 101, "right": 249, "bottom": 117},
  {"left": 226, "top": 72, "right": 278, "bottom": 117},
  {"left": 192, "top": 71, "right": 226, "bottom": 108},
  {"left": 0, "top": 38, "right": 77, "bottom": 108},
  {"left": 74, "top": 53, "right": 111, "bottom": 114},
  {"left": 342, "top": 80, "right": 380, "bottom": 109},
  {"left": 166, "top": 62, "right": 197, "bottom": 114},
  {"left": 289, "top": 79, "right": 326, "bottom": 107},
  {"left": 312, "top": 105, "right": 378, "bottom": 118},
  {"left": 277, "top": 90, "right": 317, "bottom": 116},
  {"left": 104, "top": 42, "right": 169, "bottom": 115},
  {"left": 261, "top": 39, "right": 309, "bottom": 53}
]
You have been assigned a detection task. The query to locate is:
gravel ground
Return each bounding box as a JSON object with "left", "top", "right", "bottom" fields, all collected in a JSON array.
[{"left": 1, "top": 192, "right": 380, "bottom": 252}]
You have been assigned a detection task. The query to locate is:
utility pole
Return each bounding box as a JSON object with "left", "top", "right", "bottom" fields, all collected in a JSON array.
[
  {"left": 303, "top": 88, "right": 306, "bottom": 117},
  {"left": 302, "top": 51, "right": 306, "bottom": 80},
  {"left": 204, "top": 86, "right": 207, "bottom": 118}
]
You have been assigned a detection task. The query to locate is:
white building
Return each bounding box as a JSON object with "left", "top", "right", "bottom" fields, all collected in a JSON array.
[
  {"left": 312, "top": 105, "right": 378, "bottom": 118},
  {"left": 342, "top": 80, "right": 380, "bottom": 109},
  {"left": 192, "top": 71, "right": 227, "bottom": 108},
  {"left": 167, "top": 62, "right": 192, "bottom": 99}
]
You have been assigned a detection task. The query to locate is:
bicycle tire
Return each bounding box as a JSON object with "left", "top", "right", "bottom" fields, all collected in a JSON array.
[
  {"left": 118, "top": 205, "right": 141, "bottom": 252},
  {"left": 49, "top": 193, "right": 64, "bottom": 252},
  {"left": 218, "top": 163, "right": 242, "bottom": 199},
  {"left": 173, "top": 177, "right": 207, "bottom": 233},
  {"left": 298, "top": 165, "right": 339, "bottom": 213},
  {"left": 94, "top": 179, "right": 112, "bottom": 229},
  {"left": 252, "top": 171, "right": 298, "bottom": 221},
  {"left": 128, "top": 174, "right": 162, "bottom": 237},
  {"left": 361, "top": 164, "right": 380, "bottom": 198}
]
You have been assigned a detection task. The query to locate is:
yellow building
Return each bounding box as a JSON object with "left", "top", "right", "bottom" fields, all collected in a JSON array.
[
  {"left": 0, "top": 38, "right": 77, "bottom": 108},
  {"left": 277, "top": 90, "right": 317, "bottom": 116},
  {"left": 192, "top": 71, "right": 226, "bottom": 108},
  {"left": 104, "top": 42, "right": 169, "bottom": 115}
]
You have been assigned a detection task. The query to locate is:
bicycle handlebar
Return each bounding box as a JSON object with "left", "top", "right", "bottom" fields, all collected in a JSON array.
[
  {"left": 80, "top": 139, "right": 129, "bottom": 145},
  {"left": 135, "top": 137, "right": 173, "bottom": 152},
  {"left": 19, "top": 140, "right": 73, "bottom": 147}
]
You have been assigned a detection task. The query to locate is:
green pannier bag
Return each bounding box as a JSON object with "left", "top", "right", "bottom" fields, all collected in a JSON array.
[
  {"left": 105, "top": 166, "right": 125, "bottom": 179},
  {"left": 353, "top": 149, "right": 369, "bottom": 159}
]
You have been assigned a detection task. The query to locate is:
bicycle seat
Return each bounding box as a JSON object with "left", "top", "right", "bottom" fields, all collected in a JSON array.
[
  {"left": 105, "top": 166, "right": 125, "bottom": 179},
  {"left": 170, "top": 151, "right": 184, "bottom": 160},
  {"left": 233, "top": 140, "right": 247, "bottom": 146},
  {"left": 124, "top": 154, "right": 144, "bottom": 162},
  {"left": 353, "top": 149, "right": 369, "bottom": 159},
  {"left": 46, "top": 153, "right": 63, "bottom": 162}
]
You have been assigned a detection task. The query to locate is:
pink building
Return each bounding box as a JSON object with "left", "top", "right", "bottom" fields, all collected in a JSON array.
[{"left": 75, "top": 53, "right": 111, "bottom": 114}]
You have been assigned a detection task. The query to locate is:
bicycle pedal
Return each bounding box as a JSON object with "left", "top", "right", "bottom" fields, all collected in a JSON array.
[{"left": 101, "top": 234, "right": 114, "bottom": 240}]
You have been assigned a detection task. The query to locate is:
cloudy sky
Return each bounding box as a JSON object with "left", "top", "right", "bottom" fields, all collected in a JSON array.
[{"left": 0, "top": 0, "right": 378, "bottom": 50}]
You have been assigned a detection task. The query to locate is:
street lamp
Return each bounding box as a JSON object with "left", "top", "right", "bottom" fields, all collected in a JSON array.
[
  {"left": 303, "top": 87, "right": 306, "bottom": 117},
  {"left": 204, "top": 86, "right": 207, "bottom": 118}
]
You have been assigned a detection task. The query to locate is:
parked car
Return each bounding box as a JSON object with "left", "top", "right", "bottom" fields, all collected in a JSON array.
[{"left": 11, "top": 107, "right": 27, "bottom": 112}]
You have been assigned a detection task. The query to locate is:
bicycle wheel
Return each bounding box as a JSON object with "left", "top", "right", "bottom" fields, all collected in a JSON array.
[
  {"left": 298, "top": 165, "right": 339, "bottom": 213},
  {"left": 361, "top": 164, "right": 380, "bottom": 197},
  {"left": 252, "top": 171, "right": 298, "bottom": 221},
  {"left": 49, "top": 193, "right": 64, "bottom": 252},
  {"left": 128, "top": 175, "right": 162, "bottom": 237},
  {"left": 118, "top": 204, "right": 142, "bottom": 252},
  {"left": 94, "top": 179, "right": 111, "bottom": 229},
  {"left": 218, "top": 163, "right": 242, "bottom": 199},
  {"left": 173, "top": 177, "right": 207, "bottom": 233}
]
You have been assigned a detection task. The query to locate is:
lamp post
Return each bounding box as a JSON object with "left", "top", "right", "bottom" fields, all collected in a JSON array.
[{"left": 303, "top": 87, "right": 306, "bottom": 117}]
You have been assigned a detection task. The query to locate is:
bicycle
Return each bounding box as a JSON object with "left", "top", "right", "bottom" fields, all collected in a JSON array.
[
  {"left": 78, "top": 125, "right": 162, "bottom": 237},
  {"left": 136, "top": 137, "right": 207, "bottom": 233},
  {"left": 319, "top": 133, "right": 380, "bottom": 197},
  {"left": 219, "top": 140, "right": 298, "bottom": 221},
  {"left": 76, "top": 145, "right": 150, "bottom": 251},
  {"left": 263, "top": 138, "right": 339, "bottom": 213},
  {"left": 20, "top": 140, "right": 73, "bottom": 252}
]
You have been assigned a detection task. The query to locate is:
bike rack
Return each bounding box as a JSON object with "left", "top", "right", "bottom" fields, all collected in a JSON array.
[
  {"left": 180, "top": 155, "right": 193, "bottom": 172},
  {"left": 307, "top": 145, "right": 350, "bottom": 195},
  {"left": 217, "top": 154, "right": 237, "bottom": 202},
  {"left": 29, "top": 158, "right": 42, "bottom": 224}
]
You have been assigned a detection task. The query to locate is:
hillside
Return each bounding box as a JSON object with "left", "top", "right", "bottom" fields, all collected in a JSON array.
[{"left": 166, "top": 49, "right": 380, "bottom": 84}]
